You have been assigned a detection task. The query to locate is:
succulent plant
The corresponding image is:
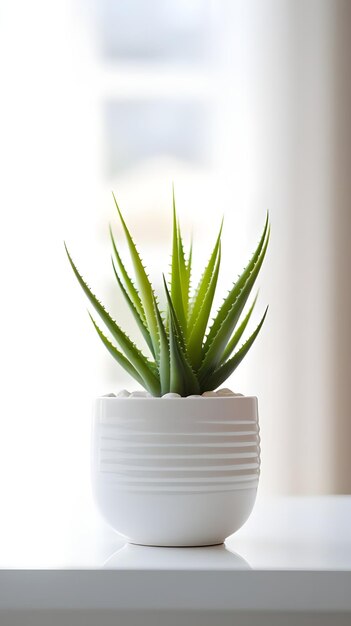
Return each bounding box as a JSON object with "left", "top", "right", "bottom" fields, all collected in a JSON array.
[{"left": 65, "top": 191, "right": 270, "bottom": 397}]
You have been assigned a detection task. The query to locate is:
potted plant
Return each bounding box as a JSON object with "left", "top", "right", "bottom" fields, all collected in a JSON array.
[{"left": 65, "top": 191, "right": 270, "bottom": 546}]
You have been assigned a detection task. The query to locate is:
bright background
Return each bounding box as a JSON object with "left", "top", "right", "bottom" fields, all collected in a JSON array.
[{"left": 0, "top": 0, "right": 350, "bottom": 545}]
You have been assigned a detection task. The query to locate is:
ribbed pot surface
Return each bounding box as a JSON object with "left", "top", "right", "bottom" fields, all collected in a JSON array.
[{"left": 92, "top": 396, "right": 260, "bottom": 546}]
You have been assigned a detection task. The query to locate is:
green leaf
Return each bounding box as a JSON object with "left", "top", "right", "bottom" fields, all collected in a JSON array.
[
  {"left": 65, "top": 244, "right": 160, "bottom": 396},
  {"left": 187, "top": 242, "right": 221, "bottom": 370},
  {"left": 203, "top": 213, "right": 269, "bottom": 353},
  {"left": 166, "top": 282, "right": 200, "bottom": 396},
  {"left": 177, "top": 222, "right": 191, "bottom": 318},
  {"left": 113, "top": 193, "right": 160, "bottom": 360},
  {"left": 153, "top": 295, "right": 170, "bottom": 395},
  {"left": 185, "top": 238, "right": 193, "bottom": 295},
  {"left": 109, "top": 225, "right": 146, "bottom": 324},
  {"left": 163, "top": 275, "right": 186, "bottom": 353},
  {"left": 187, "top": 219, "right": 223, "bottom": 334},
  {"left": 88, "top": 313, "right": 145, "bottom": 388},
  {"left": 170, "top": 187, "right": 187, "bottom": 334},
  {"left": 111, "top": 257, "right": 155, "bottom": 358},
  {"left": 199, "top": 226, "right": 270, "bottom": 380},
  {"left": 219, "top": 293, "right": 258, "bottom": 364},
  {"left": 201, "top": 307, "right": 268, "bottom": 392}
]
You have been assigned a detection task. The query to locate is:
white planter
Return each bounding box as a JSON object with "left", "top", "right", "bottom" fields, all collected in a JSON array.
[{"left": 92, "top": 396, "right": 260, "bottom": 546}]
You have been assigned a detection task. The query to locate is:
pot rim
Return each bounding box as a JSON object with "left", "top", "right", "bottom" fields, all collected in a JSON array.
[{"left": 96, "top": 395, "right": 257, "bottom": 401}]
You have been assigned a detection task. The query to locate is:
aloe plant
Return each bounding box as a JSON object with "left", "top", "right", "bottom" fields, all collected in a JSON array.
[{"left": 65, "top": 192, "right": 270, "bottom": 396}]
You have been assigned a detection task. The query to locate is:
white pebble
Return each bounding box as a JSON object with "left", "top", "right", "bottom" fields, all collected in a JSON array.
[
  {"left": 216, "top": 388, "right": 236, "bottom": 397},
  {"left": 129, "top": 391, "right": 148, "bottom": 397},
  {"left": 202, "top": 391, "right": 217, "bottom": 397},
  {"left": 187, "top": 394, "right": 203, "bottom": 398},
  {"left": 103, "top": 392, "right": 116, "bottom": 397},
  {"left": 117, "top": 389, "right": 130, "bottom": 397},
  {"left": 162, "top": 392, "right": 181, "bottom": 399}
]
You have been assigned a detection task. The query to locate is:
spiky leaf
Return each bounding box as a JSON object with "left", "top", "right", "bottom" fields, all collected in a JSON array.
[
  {"left": 219, "top": 293, "right": 258, "bottom": 364},
  {"left": 113, "top": 193, "right": 160, "bottom": 360},
  {"left": 187, "top": 242, "right": 221, "bottom": 370},
  {"left": 88, "top": 314, "right": 144, "bottom": 388},
  {"left": 170, "top": 188, "right": 187, "bottom": 334},
  {"left": 202, "top": 307, "right": 268, "bottom": 391},
  {"left": 166, "top": 282, "right": 200, "bottom": 396},
  {"left": 111, "top": 257, "right": 155, "bottom": 358},
  {"left": 65, "top": 244, "right": 160, "bottom": 396},
  {"left": 187, "top": 220, "right": 223, "bottom": 333},
  {"left": 153, "top": 296, "right": 170, "bottom": 395},
  {"left": 163, "top": 275, "right": 186, "bottom": 353},
  {"left": 203, "top": 212, "right": 269, "bottom": 353},
  {"left": 185, "top": 238, "right": 193, "bottom": 298},
  {"left": 109, "top": 226, "right": 146, "bottom": 324},
  {"left": 199, "top": 222, "right": 270, "bottom": 380},
  {"left": 177, "top": 222, "right": 192, "bottom": 318}
]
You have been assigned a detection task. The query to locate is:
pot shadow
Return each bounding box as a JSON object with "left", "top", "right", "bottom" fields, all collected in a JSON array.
[{"left": 103, "top": 542, "right": 251, "bottom": 570}]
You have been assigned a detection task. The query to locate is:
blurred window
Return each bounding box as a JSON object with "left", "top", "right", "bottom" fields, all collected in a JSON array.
[
  {"left": 96, "top": 0, "right": 212, "bottom": 63},
  {"left": 104, "top": 100, "right": 211, "bottom": 174}
]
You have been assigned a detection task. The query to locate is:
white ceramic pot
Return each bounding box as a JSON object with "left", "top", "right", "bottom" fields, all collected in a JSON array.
[{"left": 92, "top": 396, "right": 260, "bottom": 547}]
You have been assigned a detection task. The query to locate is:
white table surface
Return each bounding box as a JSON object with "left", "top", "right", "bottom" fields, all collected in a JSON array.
[{"left": 1, "top": 496, "right": 350, "bottom": 623}]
